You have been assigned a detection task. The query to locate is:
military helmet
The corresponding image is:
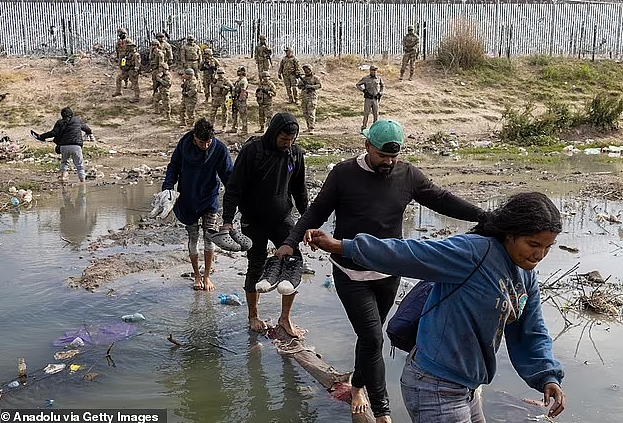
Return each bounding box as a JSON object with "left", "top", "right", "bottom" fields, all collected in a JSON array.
[
  {"left": 117, "top": 28, "right": 127, "bottom": 35},
  {"left": 407, "top": 25, "right": 414, "bottom": 31},
  {"left": 204, "top": 48, "right": 213, "bottom": 55},
  {"left": 259, "top": 35, "right": 266, "bottom": 40},
  {"left": 260, "top": 71, "right": 270, "bottom": 78},
  {"left": 238, "top": 66, "right": 246, "bottom": 72},
  {"left": 184, "top": 68, "right": 195, "bottom": 76},
  {"left": 187, "top": 34, "right": 195, "bottom": 41},
  {"left": 302, "top": 64, "right": 312, "bottom": 72},
  {"left": 284, "top": 46, "right": 293, "bottom": 52},
  {"left": 151, "top": 39, "right": 160, "bottom": 46},
  {"left": 159, "top": 63, "right": 170, "bottom": 71},
  {"left": 125, "top": 38, "right": 136, "bottom": 47},
  {"left": 216, "top": 67, "right": 225, "bottom": 74},
  {"left": 156, "top": 32, "right": 165, "bottom": 39}
]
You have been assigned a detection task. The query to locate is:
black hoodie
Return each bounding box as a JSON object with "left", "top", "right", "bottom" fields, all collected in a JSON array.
[
  {"left": 222, "top": 112, "right": 308, "bottom": 225},
  {"left": 40, "top": 116, "right": 92, "bottom": 147}
]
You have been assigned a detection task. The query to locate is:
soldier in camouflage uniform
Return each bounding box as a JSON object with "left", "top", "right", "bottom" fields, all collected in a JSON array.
[
  {"left": 116, "top": 28, "right": 129, "bottom": 88},
  {"left": 254, "top": 35, "right": 272, "bottom": 76},
  {"left": 278, "top": 47, "right": 302, "bottom": 103},
  {"left": 180, "top": 35, "right": 203, "bottom": 93},
  {"left": 200, "top": 48, "right": 220, "bottom": 103},
  {"left": 297, "top": 64, "right": 322, "bottom": 134},
  {"left": 227, "top": 66, "right": 249, "bottom": 135},
  {"left": 180, "top": 68, "right": 199, "bottom": 126},
  {"left": 400, "top": 25, "right": 419, "bottom": 81},
  {"left": 154, "top": 63, "right": 172, "bottom": 120},
  {"left": 156, "top": 32, "right": 173, "bottom": 67},
  {"left": 149, "top": 40, "right": 165, "bottom": 104},
  {"left": 209, "top": 67, "right": 232, "bottom": 131},
  {"left": 113, "top": 39, "right": 140, "bottom": 102},
  {"left": 255, "top": 71, "right": 277, "bottom": 133}
]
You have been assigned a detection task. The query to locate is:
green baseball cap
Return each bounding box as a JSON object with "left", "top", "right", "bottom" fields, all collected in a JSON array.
[{"left": 363, "top": 120, "right": 405, "bottom": 153}]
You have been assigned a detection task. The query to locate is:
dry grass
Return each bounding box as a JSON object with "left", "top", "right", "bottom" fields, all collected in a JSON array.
[{"left": 437, "top": 19, "right": 485, "bottom": 71}]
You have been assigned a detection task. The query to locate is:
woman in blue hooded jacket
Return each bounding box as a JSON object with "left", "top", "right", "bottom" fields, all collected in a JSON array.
[{"left": 305, "top": 192, "right": 566, "bottom": 423}]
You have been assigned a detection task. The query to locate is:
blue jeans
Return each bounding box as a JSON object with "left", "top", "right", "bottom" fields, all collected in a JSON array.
[{"left": 400, "top": 356, "right": 485, "bottom": 423}]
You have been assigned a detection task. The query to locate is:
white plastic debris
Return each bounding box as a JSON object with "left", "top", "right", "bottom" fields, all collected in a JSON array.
[
  {"left": 43, "top": 364, "right": 66, "bottom": 375},
  {"left": 583, "top": 148, "right": 600, "bottom": 155}
]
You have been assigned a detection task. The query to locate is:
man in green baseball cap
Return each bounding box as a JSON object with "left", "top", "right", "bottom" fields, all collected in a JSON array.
[{"left": 274, "top": 118, "right": 486, "bottom": 421}]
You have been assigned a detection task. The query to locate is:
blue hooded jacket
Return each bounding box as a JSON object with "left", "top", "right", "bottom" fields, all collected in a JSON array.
[
  {"left": 162, "top": 131, "right": 233, "bottom": 225},
  {"left": 342, "top": 233, "right": 564, "bottom": 392}
]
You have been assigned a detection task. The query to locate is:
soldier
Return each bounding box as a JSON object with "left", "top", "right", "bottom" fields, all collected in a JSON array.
[
  {"left": 154, "top": 63, "right": 172, "bottom": 120},
  {"left": 113, "top": 39, "right": 140, "bottom": 102},
  {"left": 356, "top": 65, "right": 384, "bottom": 132},
  {"left": 297, "top": 64, "right": 322, "bottom": 134},
  {"left": 227, "top": 66, "right": 249, "bottom": 135},
  {"left": 209, "top": 67, "right": 233, "bottom": 131},
  {"left": 156, "top": 32, "right": 173, "bottom": 66},
  {"left": 149, "top": 40, "right": 165, "bottom": 104},
  {"left": 116, "top": 28, "right": 129, "bottom": 88},
  {"left": 255, "top": 71, "right": 277, "bottom": 133},
  {"left": 400, "top": 25, "right": 419, "bottom": 81},
  {"left": 278, "top": 46, "right": 302, "bottom": 103},
  {"left": 180, "top": 68, "right": 199, "bottom": 126},
  {"left": 180, "top": 35, "right": 203, "bottom": 93},
  {"left": 200, "top": 48, "right": 220, "bottom": 103},
  {"left": 254, "top": 35, "right": 272, "bottom": 76}
]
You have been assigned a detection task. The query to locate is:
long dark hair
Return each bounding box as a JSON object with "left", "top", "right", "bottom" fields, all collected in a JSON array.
[{"left": 469, "top": 192, "right": 562, "bottom": 242}]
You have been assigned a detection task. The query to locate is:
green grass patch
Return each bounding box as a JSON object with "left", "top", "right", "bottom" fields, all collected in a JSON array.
[
  {"left": 82, "top": 145, "right": 108, "bottom": 158},
  {"left": 403, "top": 155, "right": 421, "bottom": 164},
  {"left": 469, "top": 58, "right": 515, "bottom": 86},
  {"left": 298, "top": 139, "right": 326, "bottom": 151},
  {"left": 304, "top": 155, "right": 340, "bottom": 168}
]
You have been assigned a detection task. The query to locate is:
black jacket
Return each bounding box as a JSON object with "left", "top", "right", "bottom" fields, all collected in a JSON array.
[
  {"left": 40, "top": 116, "right": 92, "bottom": 147},
  {"left": 222, "top": 113, "right": 308, "bottom": 225}
]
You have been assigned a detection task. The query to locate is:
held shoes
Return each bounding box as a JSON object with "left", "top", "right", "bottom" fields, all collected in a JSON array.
[
  {"left": 211, "top": 226, "right": 253, "bottom": 252},
  {"left": 254, "top": 255, "right": 304, "bottom": 295},
  {"left": 255, "top": 256, "right": 283, "bottom": 293}
]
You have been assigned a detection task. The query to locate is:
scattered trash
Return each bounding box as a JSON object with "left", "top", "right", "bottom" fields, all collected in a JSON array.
[
  {"left": 10, "top": 197, "right": 19, "bottom": 206},
  {"left": 584, "top": 148, "right": 600, "bottom": 155},
  {"left": 121, "top": 312, "right": 146, "bottom": 323},
  {"left": 53, "top": 323, "right": 137, "bottom": 346},
  {"left": 69, "top": 364, "right": 83, "bottom": 373},
  {"left": 219, "top": 293, "right": 243, "bottom": 306},
  {"left": 597, "top": 213, "right": 622, "bottom": 224},
  {"left": 7, "top": 380, "right": 20, "bottom": 388},
  {"left": 18, "top": 357, "right": 26, "bottom": 377},
  {"left": 471, "top": 140, "right": 492, "bottom": 148},
  {"left": 69, "top": 337, "right": 85, "bottom": 348},
  {"left": 559, "top": 245, "right": 579, "bottom": 253},
  {"left": 302, "top": 261, "right": 315, "bottom": 275},
  {"left": 323, "top": 274, "right": 334, "bottom": 289},
  {"left": 54, "top": 349, "right": 80, "bottom": 360},
  {"left": 84, "top": 372, "right": 99, "bottom": 381},
  {"left": 46, "top": 399, "right": 55, "bottom": 408},
  {"left": 43, "top": 363, "right": 66, "bottom": 375}
]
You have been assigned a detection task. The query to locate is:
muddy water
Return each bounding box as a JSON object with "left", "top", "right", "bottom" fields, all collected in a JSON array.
[{"left": 0, "top": 178, "right": 622, "bottom": 422}]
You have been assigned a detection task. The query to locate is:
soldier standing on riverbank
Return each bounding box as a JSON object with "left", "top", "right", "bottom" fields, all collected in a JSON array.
[
  {"left": 254, "top": 35, "right": 272, "bottom": 76},
  {"left": 181, "top": 35, "right": 203, "bottom": 93},
  {"left": 209, "top": 68, "right": 233, "bottom": 131},
  {"left": 278, "top": 47, "right": 302, "bottom": 104},
  {"left": 297, "top": 64, "right": 322, "bottom": 134},
  {"left": 255, "top": 71, "right": 277, "bottom": 133},
  {"left": 356, "top": 65, "right": 384, "bottom": 133},
  {"left": 180, "top": 68, "right": 199, "bottom": 126},
  {"left": 201, "top": 48, "right": 220, "bottom": 103},
  {"left": 157, "top": 32, "right": 173, "bottom": 67},
  {"left": 400, "top": 25, "right": 419, "bottom": 81},
  {"left": 228, "top": 66, "right": 249, "bottom": 136}
]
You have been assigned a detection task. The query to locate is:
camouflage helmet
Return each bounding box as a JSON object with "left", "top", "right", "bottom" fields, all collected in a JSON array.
[
  {"left": 125, "top": 38, "right": 136, "bottom": 47},
  {"left": 204, "top": 47, "right": 213, "bottom": 55},
  {"left": 159, "top": 63, "right": 170, "bottom": 71},
  {"left": 187, "top": 34, "right": 195, "bottom": 41},
  {"left": 216, "top": 67, "right": 225, "bottom": 74},
  {"left": 156, "top": 32, "right": 165, "bottom": 39},
  {"left": 302, "top": 64, "right": 312, "bottom": 72},
  {"left": 259, "top": 35, "right": 266, "bottom": 40},
  {"left": 260, "top": 71, "right": 270, "bottom": 78},
  {"left": 184, "top": 68, "right": 195, "bottom": 76},
  {"left": 284, "top": 46, "right": 293, "bottom": 53},
  {"left": 117, "top": 28, "right": 127, "bottom": 35},
  {"left": 407, "top": 25, "right": 414, "bottom": 31},
  {"left": 150, "top": 39, "right": 160, "bottom": 46}
]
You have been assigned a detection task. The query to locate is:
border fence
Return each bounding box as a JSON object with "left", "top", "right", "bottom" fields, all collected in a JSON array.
[{"left": 1, "top": 0, "right": 623, "bottom": 59}]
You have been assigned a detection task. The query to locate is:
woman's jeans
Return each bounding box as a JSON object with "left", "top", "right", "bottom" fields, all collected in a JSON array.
[
  {"left": 401, "top": 356, "right": 485, "bottom": 423},
  {"left": 333, "top": 266, "right": 400, "bottom": 418}
]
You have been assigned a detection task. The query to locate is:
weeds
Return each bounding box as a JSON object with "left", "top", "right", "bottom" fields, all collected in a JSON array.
[
  {"left": 298, "top": 139, "right": 326, "bottom": 152},
  {"left": 583, "top": 92, "right": 623, "bottom": 130},
  {"left": 325, "top": 54, "right": 362, "bottom": 72},
  {"left": 437, "top": 20, "right": 485, "bottom": 71}
]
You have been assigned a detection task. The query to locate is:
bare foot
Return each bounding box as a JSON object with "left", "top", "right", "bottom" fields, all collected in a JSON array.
[
  {"left": 192, "top": 275, "right": 203, "bottom": 291},
  {"left": 351, "top": 386, "right": 369, "bottom": 414},
  {"left": 203, "top": 276, "right": 215, "bottom": 292},
  {"left": 376, "top": 416, "right": 391, "bottom": 423},
  {"left": 278, "top": 317, "right": 307, "bottom": 338},
  {"left": 249, "top": 317, "right": 268, "bottom": 333}
]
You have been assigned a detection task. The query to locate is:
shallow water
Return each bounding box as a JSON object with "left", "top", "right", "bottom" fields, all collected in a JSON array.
[{"left": 0, "top": 177, "right": 621, "bottom": 422}]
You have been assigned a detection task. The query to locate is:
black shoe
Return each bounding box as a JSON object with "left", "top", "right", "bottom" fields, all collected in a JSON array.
[
  {"left": 277, "top": 256, "right": 303, "bottom": 295},
  {"left": 255, "top": 256, "right": 283, "bottom": 293}
]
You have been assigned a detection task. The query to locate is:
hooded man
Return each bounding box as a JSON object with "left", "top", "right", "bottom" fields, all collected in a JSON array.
[
  {"left": 274, "top": 119, "right": 486, "bottom": 422},
  {"left": 221, "top": 112, "right": 308, "bottom": 338},
  {"left": 36, "top": 107, "right": 93, "bottom": 182},
  {"left": 162, "top": 118, "right": 233, "bottom": 291}
]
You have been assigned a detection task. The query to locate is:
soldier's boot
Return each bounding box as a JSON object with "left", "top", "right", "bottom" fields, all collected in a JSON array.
[
  {"left": 399, "top": 71, "right": 404, "bottom": 81},
  {"left": 409, "top": 72, "right": 414, "bottom": 81},
  {"left": 112, "top": 92, "right": 122, "bottom": 97},
  {"left": 240, "top": 124, "right": 248, "bottom": 136}
]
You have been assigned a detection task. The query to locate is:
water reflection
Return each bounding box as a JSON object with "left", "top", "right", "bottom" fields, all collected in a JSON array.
[{"left": 59, "top": 184, "right": 97, "bottom": 247}]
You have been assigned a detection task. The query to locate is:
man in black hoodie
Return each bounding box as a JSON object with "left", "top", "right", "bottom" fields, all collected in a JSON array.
[
  {"left": 37, "top": 107, "right": 93, "bottom": 182},
  {"left": 222, "top": 112, "right": 308, "bottom": 337}
]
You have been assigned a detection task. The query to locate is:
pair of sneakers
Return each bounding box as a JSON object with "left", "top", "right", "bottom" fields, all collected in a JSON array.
[{"left": 255, "top": 256, "right": 303, "bottom": 296}]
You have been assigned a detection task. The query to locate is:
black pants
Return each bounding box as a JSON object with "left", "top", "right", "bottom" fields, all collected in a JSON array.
[
  {"left": 333, "top": 265, "right": 400, "bottom": 418},
  {"left": 241, "top": 217, "right": 299, "bottom": 293}
]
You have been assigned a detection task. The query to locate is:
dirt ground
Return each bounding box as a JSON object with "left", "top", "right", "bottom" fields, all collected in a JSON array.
[{"left": 1, "top": 54, "right": 623, "bottom": 203}]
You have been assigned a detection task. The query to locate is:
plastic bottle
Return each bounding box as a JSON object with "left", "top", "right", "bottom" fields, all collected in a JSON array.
[
  {"left": 121, "top": 312, "right": 145, "bottom": 322},
  {"left": 11, "top": 197, "right": 19, "bottom": 206},
  {"left": 323, "top": 274, "right": 334, "bottom": 289},
  {"left": 219, "top": 294, "right": 242, "bottom": 306},
  {"left": 18, "top": 358, "right": 26, "bottom": 378}
]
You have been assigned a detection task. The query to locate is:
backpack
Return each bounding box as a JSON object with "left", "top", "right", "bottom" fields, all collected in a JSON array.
[{"left": 386, "top": 239, "right": 491, "bottom": 355}]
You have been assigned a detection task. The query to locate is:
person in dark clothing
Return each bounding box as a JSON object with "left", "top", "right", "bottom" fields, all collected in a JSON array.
[
  {"left": 37, "top": 107, "right": 93, "bottom": 182},
  {"left": 221, "top": 112, "right": 308, "bottom": 337},
  {"left": 275, "top": 120, "right": 486, "bottom": 422},
  {"left": 162, "top": 118, "right": 233, "bottom": 291}
]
